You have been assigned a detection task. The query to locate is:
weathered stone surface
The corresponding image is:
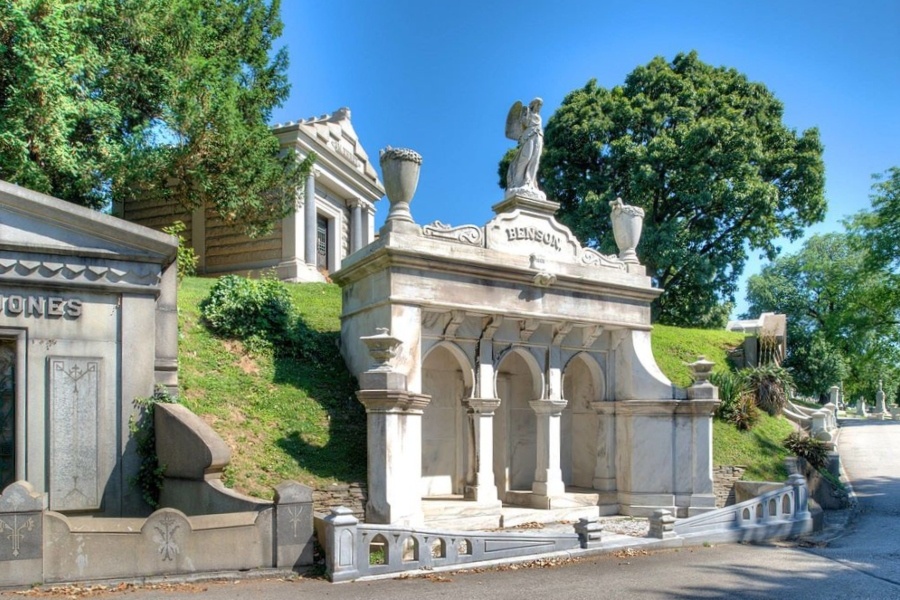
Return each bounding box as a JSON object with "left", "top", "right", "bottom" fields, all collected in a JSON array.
[
  {"left": 0, "top": 180, "right": 178, "bottom": 518},
  {"left": 332, "top": 139, "right": 718, "bottom": 523}
]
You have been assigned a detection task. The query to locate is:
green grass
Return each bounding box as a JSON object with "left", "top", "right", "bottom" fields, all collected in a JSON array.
[
  {"left": 177, "top": 277, "right": 365, "bottom": 499},
  {"left": 712, "top": 413, "right": 794, "bottom": 481},
  {"left": 174, "top": 276, "right": 792, "bottom": 497},
  {"left": 650, "top": 324, "right": 746, "bottom": 387}
]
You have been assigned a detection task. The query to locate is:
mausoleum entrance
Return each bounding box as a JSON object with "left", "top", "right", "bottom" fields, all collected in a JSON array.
[{"left": 0, "top": 338, "right": 15, "bottom": 490}]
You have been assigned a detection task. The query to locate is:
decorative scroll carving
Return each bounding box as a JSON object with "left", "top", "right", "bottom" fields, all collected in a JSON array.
[
  {"left": 580, "top": 248, "right": 626, "bottom": 271},
  {"left": 582, "top": 325, "right": 604, "bottom": 347},
  {"left": 443, "top": 310, "right": 467, "bottom": 337},
  {"left": 553, "top": 323, "right": 573, "bottom": 346},
  {"left": 519, "top": 319, "right": 540, "bottom": 342},
  {"left": 423, "top": 221, "right": 484, "bottom": 246}
]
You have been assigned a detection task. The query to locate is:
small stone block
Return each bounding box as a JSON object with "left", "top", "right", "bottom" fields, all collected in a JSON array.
[
  {"left": 273, "top": 481, "right": 313, "bottom": 504},
  {"left": 648, "top": 509, "right": 677, "bottom": 539},
  {"left": 359, "top": 370, "right": 407, "bottom": 391},
  {"left": 574, "top": 517, "right": 603, "bottom": 548}
]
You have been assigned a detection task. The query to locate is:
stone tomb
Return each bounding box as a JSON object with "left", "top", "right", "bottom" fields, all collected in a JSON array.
[
  {"left": 334, "top": 178, "right": 719, "bottom": 525},
  {"left": 0, "top": 180, "right": 177, "bottom": 517}
]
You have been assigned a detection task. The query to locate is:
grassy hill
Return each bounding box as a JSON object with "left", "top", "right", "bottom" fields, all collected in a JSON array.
[{"left": 175, "top": 277, "right": 791, "bottom": 499}]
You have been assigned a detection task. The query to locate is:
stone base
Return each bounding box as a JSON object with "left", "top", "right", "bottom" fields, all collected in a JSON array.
[{"left": 276, "top": 259, "right": 327, "bottom": 283}]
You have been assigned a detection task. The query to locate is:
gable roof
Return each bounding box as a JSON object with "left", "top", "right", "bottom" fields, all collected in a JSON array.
[
  {"left": 0, "top": 179, "right": 177, "bottom": 263},
  {"left": 273, "top": 107, "right": 384, "bottom": 202}
]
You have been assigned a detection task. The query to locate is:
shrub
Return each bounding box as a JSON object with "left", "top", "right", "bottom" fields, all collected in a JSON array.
[
  {"left": 745, "top": 364, "right": 794, "bottom": 416},
  {"left": 711, "top": 370, "right": 759, "bottom": 430},
  {"left": 161, "top": 221, "right": 198, "bottom": 281},
  {"left": 129, "top": 386, "right": 177, "bottom": 509},
  {"left": 200, "top": 275, "right": 293, "bottom": 351},
  {"left": 783, "top": 431, "right": 828, "bottom": 470}
]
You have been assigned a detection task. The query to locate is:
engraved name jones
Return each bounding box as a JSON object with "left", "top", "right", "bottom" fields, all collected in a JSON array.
[{"left": 0, "top": 294, "right": 83, "bottom": 319}]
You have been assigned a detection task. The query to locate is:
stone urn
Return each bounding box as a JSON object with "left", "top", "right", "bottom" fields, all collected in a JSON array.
[
  {"left": 609, "top": 197, "right": 644, "bottom": 264},
  {"left": 379, "top": 147, "right": 422, "bottom": 224}
]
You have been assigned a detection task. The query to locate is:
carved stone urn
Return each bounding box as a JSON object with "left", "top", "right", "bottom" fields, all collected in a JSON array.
[
  {"left": 609, "top": 197, "right": 645, "bottom": 264},
  {"left": 379, "top": 147, "right": 422, "bottom": 224}
]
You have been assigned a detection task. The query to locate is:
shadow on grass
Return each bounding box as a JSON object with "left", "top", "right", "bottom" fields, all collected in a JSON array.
[{"left": 271, "top": 320, "right": 367, "bottom": 484}]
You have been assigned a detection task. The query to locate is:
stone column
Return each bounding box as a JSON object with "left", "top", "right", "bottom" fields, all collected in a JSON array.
[
  {"left": 464, "top": 398, "right": 501, "bottom": 506},
  {"left": 684, "top": 357, "right": 719, "bottom": 515},
  {"left": 591, "top": 401, "right": 617, "bottom": 493},
  {"left": 303, "top": 169, "right": 318, "bottom": 266},
  {"left": 530, "top": 398, "right": 567, "bottom": 505},
  {"left": 349, "top": 198, "right": 363, "bottom": 254},
  {"left": 191, "top": 205, "right": 206, "bottom": 273},
  {"left": 356, "top": 329, "right": 430, "bottom": 526}
]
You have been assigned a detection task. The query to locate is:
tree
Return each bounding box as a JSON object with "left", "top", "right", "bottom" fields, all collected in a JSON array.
[
  {"left": 521, "top": 52, "right": 826, "bottom": 325},
  {"left": 744, "top": 233, "right": 899, "bottom": 401},
  {"left": 0, "top": 0, "right": 309, "bottom": 234}
]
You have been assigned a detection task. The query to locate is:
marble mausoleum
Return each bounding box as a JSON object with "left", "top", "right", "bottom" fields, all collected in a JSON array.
[
  {"left": 122, "top": 107, "right": 383, "bottom": 282},
  {"left": 333, "top": 104, "right": 720, "bottom": 525}
]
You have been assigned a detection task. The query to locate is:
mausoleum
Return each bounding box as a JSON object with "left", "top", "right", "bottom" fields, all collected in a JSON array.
[
  {"left": 122, "top": 107, "right": 383, "bottom": 282},
  {"left": 333, "top": 101, "right": 719, "bottom": 526},
  {"left": 0, "top": 180, "right": 178, "bottom": 516}
]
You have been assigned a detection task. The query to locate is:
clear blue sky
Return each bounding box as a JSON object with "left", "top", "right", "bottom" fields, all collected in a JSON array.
[{"left": 272, "top": 1, "right": 900, "bottom": 318}]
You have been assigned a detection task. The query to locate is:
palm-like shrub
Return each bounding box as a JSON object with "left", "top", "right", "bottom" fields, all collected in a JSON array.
[
  {"left": 745, "top": 364, "right": 794, "bottom": 416},
  {"left": 783, "top": 431, "right": 828, "bottom": 470},
  {"left": 711, "top": 370, "right": 760, "bottom": 430}
]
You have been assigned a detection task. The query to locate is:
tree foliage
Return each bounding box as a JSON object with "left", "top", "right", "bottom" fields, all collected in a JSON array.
[
  {"left": 0, "top": 0, "right": 309, "bottom": 234},
  {"left": 531, "top": 52, "right": 826, "bottom": 325},
  {"left": 744, "top": 232, "right": 899, "bottom": 401}
]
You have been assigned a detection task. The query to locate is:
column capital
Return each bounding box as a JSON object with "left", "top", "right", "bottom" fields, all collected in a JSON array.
[
  {"left": 465, "top": 397, "right": 501, "bottom": 414},
  {"left": 357, "top": 389, "right": 430, "bottom": 414},
  {"left": 529, "top": 398, "right": 567, "bottom": 415}
]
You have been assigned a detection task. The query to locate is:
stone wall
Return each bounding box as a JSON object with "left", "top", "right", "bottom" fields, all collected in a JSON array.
[
  {"left": 314, "top": 482, "right": 367, "bottom": 519},
  {"left": 204, "top": 207, "right": 283, "bottom": 272},
  {"left": 713, "top": 466, "right": 746, "bottom": 507}
]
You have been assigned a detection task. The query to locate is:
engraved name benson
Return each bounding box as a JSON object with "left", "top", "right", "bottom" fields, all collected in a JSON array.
[
  {"left": 0, "top": 295, "right": 83, "bottom": 318},
  {"left": 505, "top": 226, "right": 562, "bottom": 251}
]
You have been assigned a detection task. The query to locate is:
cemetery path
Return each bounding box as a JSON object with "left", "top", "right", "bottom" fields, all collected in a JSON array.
[{"left": 802, "top": 418, "right": 900, "bottom": 589}]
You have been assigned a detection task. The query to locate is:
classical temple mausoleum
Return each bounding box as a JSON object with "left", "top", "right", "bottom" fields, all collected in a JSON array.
[
  {"left": 122, "top": 107, "right": 383, "bottom": 282},
  {"left": 333, "top": 127, "right": 719, "bottom": 526}
]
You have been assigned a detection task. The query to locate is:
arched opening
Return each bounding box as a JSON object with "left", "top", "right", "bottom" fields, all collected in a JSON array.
[
  {"left": 493, "top": 349, "right": 542, "bottom": 499},
  {"left": 561, "top": 353, "right": 604, "bottom": 489},
  {"left": 421, "top": 343, "right": 471, "bottom": 496}
]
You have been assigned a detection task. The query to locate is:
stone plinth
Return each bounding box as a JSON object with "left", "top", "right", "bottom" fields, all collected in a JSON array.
[{"left": 357, "top": 387, "right": 430, "bottom": 525}]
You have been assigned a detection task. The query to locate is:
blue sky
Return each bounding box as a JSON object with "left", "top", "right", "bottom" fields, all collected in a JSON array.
[{"left": 272, "top": 1, "right": 900, "bottom": 318}]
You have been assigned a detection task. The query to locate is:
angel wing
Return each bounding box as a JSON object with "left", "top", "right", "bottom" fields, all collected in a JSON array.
[{"left": 504, "top": 100, "right": 526, "bottom": 141}]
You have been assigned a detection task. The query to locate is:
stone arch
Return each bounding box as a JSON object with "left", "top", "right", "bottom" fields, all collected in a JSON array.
[
  {"left": 493, "top": 347, "right": 543, "bottom": 498},
  {"left": 421, "top": 342, "right": 472, "bottom": 496},
  {"left": 561, "top": 353, "right": 605, "bottom": 488}
]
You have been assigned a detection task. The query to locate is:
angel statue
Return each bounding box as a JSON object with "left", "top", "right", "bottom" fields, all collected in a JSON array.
[{"left": 504, "top": 97, "right": 545, "bottom": 199}]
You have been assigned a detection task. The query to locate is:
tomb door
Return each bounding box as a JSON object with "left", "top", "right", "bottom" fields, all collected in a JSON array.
[
  {"left": 316, "top": 216, "right": 329, "bottom": 271},
  {"left": 0, "top": 341, "right": 14, "bottom": 490},
  {"left": 421, "top": 346, "right": 466, "bottom": 496}
]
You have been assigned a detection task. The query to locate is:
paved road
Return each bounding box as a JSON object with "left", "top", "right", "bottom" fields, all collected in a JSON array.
[{"left": 9, "top": 418, "right": 900, "bottom": 599}]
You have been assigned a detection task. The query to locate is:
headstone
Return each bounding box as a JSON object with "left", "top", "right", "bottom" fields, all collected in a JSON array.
[
  {"left": 856, "top": 397, "right": 867, "bottom": 417},
  {"left": 273, "top": 481, "right": 314, "bottom": 568},
  {"left": 875, "top": 380, "right": 887, "bottom": 414}
]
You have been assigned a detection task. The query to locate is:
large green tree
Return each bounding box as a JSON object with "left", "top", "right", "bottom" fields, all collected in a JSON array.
[
  {"left": 0, "top": 0, "right": 308, "bottom": 234},
  {"left": 744, "top": 233, "right": 899, "bottom": 401},
  {"left": 526, "top": 52, "right": 826, "bottom": 325}
]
